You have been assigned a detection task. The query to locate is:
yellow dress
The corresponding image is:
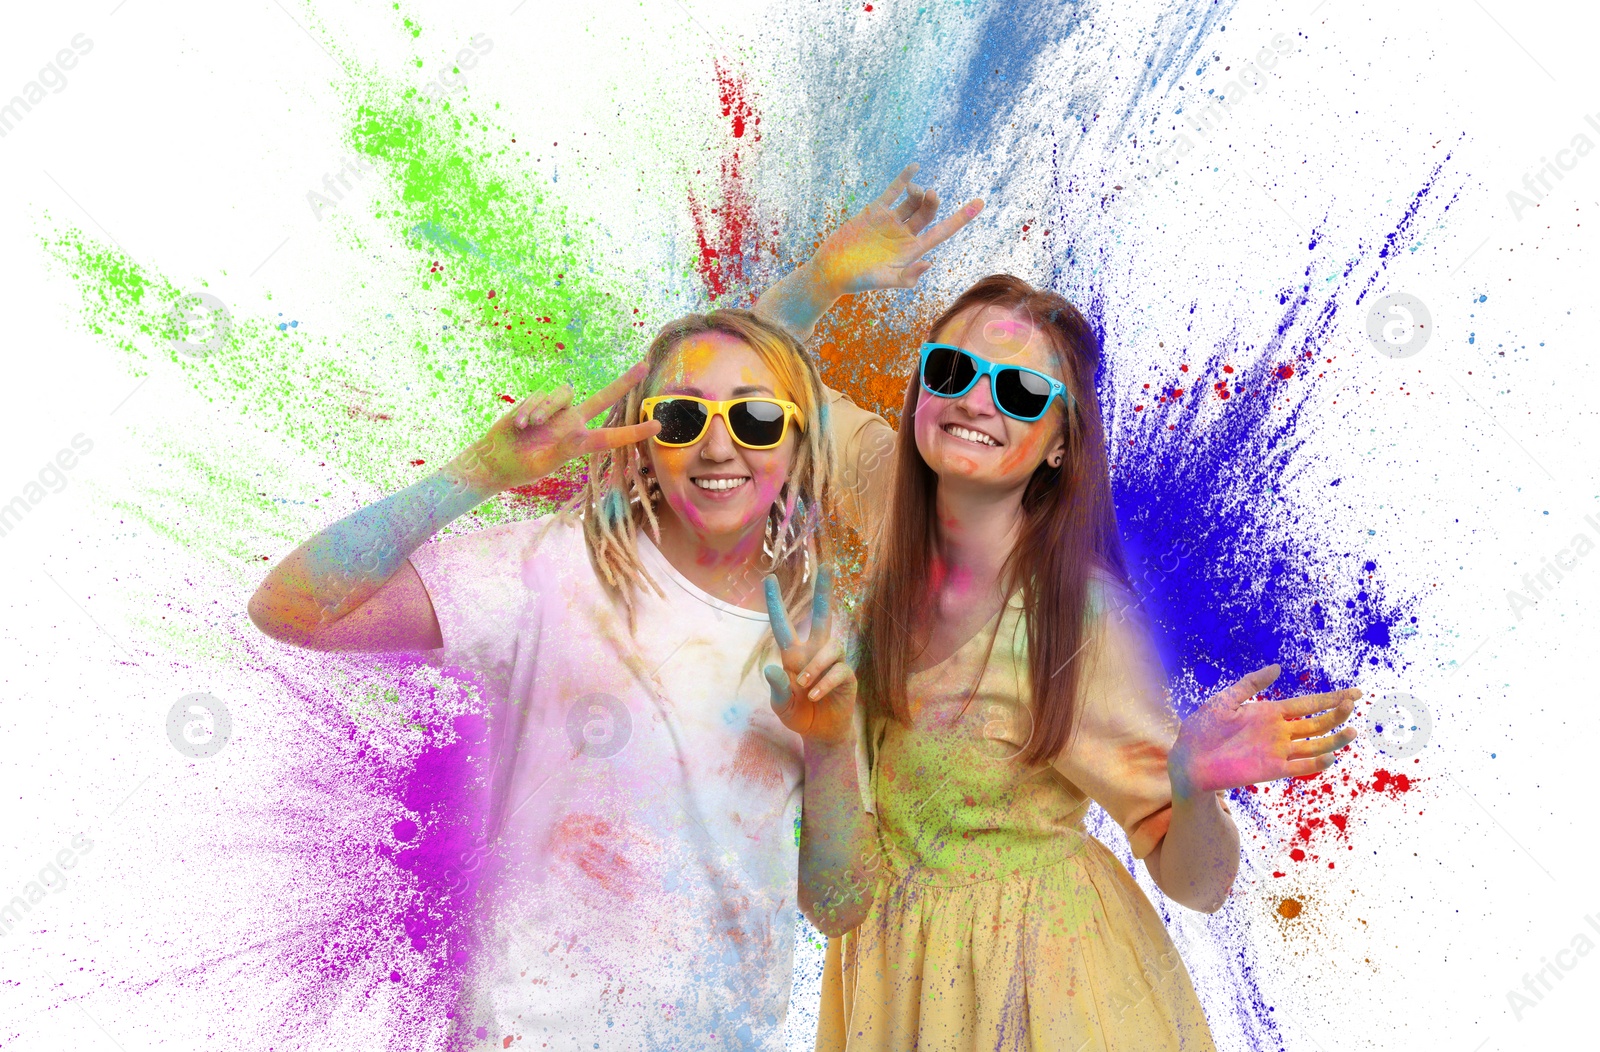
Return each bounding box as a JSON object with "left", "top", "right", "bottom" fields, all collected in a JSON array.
[{"left": 816, "top": 585, "right": 1220, "bottom": 1052}]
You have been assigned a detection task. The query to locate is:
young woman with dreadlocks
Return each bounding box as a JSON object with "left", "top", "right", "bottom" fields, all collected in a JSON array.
[{"left": 249, "top": 309, "right": 871, "bottom": 1048}]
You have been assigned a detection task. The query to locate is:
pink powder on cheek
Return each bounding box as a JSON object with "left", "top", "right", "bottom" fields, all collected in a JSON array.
[
  {"left": 749, "top": 474, "right": 785, "bottom": 510},
  {"left": 911, "top": 395, "right": 951, "bottom": 463},
  {"left": 663, "top": 490, "right": 708, "bottom": 530}
]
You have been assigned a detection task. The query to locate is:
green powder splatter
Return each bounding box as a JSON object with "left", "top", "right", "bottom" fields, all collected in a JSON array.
[{"left": 45, "top": 34, "right": 645, "bottom": 572}]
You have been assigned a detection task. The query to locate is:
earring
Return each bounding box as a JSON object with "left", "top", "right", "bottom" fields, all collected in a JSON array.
[
  {"left": 763, "top": 489, "right": 808, "bottom": 570},
  {"left": 762, "top": 500, "right": 783, "bottom": 563},
  {"left": 635, "top": 460, "right": 659, "bottom": 501}
]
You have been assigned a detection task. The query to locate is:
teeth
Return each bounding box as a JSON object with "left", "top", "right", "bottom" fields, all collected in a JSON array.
[
  {"left": 692, "top": 477, "right": 750, "bottom": 491},
  {"left": 944, "top": 424, "right": 999, "bottom": 447}
]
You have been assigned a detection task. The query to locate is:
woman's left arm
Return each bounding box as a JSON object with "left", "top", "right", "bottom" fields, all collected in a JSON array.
[
  {"left": 763, "top": 568, "right": 879, "bottom": 937},
  {"left": 1054, "top": 591, "right": 1358, "bottom": 913},
  {"left": 1154, "top": 666, "right": 1361, "bottom": 910},
  {"left": 1143, "top": 782, "right": 1240, "bottom": 912}
]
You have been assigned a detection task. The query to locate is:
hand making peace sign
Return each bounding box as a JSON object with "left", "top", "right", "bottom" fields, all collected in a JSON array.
[
  {"left": 763, "top": 567, "right": 858, "bottom": 747},
  {"left": 448, "top": 360, "right": 661, "bottom": 494}
]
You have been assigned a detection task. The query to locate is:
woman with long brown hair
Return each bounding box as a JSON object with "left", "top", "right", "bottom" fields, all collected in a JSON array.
[{"left": 755, "top": 167, "right": 1363, "bottom": 1049}]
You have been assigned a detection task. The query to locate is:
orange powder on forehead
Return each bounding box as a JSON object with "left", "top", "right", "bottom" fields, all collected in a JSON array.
[
  {"left": 738, "top": 364, "right": 786, "bottom": 397},
  {"left": 664, "top": 338, "right": 718, "bottom": 381}
]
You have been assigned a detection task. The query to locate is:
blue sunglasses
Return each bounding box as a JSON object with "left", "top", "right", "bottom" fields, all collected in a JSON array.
[{"left": 918, "top": 343, "right": 1072, "bottom": 422}]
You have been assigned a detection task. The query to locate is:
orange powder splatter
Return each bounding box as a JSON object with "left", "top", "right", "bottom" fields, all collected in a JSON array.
[{"left": 814, "top": 290, "right": 935, "bottom": 425}]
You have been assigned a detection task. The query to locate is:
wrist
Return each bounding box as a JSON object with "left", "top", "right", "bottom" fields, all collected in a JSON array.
[
  {"left": 1168, "top": 748, "right": 1202, "bottom": 804},
  {"left": 426, "top": 464, "right": 499, "bottom": 519},
  {"left": 797, "top": 257, "right": 853, "bottom": 308},
  {"left": 804, "top": 733, "right": 857, "bottom": 765},
  {"left": 441, "top": 441, "right": 512, "bottom": 501}
]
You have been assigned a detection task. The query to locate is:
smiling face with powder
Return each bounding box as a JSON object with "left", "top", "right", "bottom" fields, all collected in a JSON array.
[
  {"left": 580, "top": 309, "right": 836, "bottom": 615},
  {"left": 645, "top": 331, "right": 800, "bottom": 568},
  {"left": 912, "top": 304, "right": 1072, "bottom": 499}
]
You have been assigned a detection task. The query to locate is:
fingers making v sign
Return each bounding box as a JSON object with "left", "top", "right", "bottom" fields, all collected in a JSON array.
[
  {"left": 763, "top": 567, "right": 858, "bottom": 747},
  {"left": 450, "top": 360, "right": 661, "bottom": 493}
]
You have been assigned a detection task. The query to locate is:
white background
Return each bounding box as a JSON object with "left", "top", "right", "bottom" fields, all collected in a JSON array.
[{"left": 0, "top": 0, "right": 1597, "bottom": 1050}]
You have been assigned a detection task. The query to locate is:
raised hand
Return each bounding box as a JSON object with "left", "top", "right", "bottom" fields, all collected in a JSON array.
[
  {"left": 763, "top": 567, "right": 858, "bottom": 746},
  {"left": 808, "top": 163, "right": 985, "bottom": 295},
  {"left": 447, "top": 360, "right": 661, "bottom": 494},
  {"left": 1168, "top": 665, "right": 1361, "bottom": 797}
]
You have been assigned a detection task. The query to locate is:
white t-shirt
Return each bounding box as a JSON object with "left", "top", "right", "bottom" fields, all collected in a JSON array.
[{"left": 411, "top": 515, "right": 805, "bottom": 1050}]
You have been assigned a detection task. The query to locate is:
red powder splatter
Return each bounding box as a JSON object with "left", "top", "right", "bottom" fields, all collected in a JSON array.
[
  {"left": 409, "top": 459, "right": 426, "bottom": 466},
  {"left": 716, "top": 61, "right": 758, "bottom": 140},
  {"left": 1249, "top": 763, "right": 1422, "bottom": 867},
  {"left": 549, "top": 813, "right": 637, "bottom": 899},
  {"left": 722, "top": 730, "right": 787, "bottom": 791},
  {"left": 688, "top": 62, "right": 770, "bottom": 301},
  {"left": 1276, "top": 364, "right": 1295, "bottom": 379},
  {"left": 504, "top": 465, "right": 587, "bottom": 512},
  {"left": 1372, "top": 768, "right": 1413, "bottom": 795},
  {"left": 499, "top": 394, "right": 516, "bottom": 403}
]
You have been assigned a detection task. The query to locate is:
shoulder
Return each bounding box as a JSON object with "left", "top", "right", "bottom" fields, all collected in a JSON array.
[
  {"left": 825, "top": 388, "right": 893, "bottom": 447},
  {"left": 1085, "top": 565, "right": 1139, "bottom": 624},
  {"left": 1079, "top": 569, "right": 1166, "bottom": 690}
]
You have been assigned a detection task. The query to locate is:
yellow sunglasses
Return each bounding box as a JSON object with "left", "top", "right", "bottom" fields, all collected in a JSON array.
[{"left": 639, "top": 396, "right": 804, "bottom": 450}]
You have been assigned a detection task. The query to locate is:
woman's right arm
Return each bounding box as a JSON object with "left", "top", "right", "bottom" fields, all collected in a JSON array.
[{"left": 247, "top": 363, "right": 659, "bottom": 652}]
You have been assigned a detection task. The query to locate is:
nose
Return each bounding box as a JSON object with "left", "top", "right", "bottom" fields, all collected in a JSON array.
[
  {"left": 699, "top": 411, "right": 738, "bottom": 461},
  {"left": 954, "top": 375, "right": 998, "bottom": 417}
]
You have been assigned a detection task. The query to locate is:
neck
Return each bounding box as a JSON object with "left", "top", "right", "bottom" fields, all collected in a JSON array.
[
  {"left": 930, "top": 476, "right": 1026, "bottom": 606},
  {"left": 651, "top": 506, "right": 771, "bottom": 611}
]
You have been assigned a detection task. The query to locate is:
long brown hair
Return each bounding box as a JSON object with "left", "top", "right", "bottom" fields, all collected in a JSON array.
[
  {"left": 855, "top": 275, "right": 1129, "bottom": 767},
  {"left": 578, "top": 308, "right": 839, "bottom": 626}
]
